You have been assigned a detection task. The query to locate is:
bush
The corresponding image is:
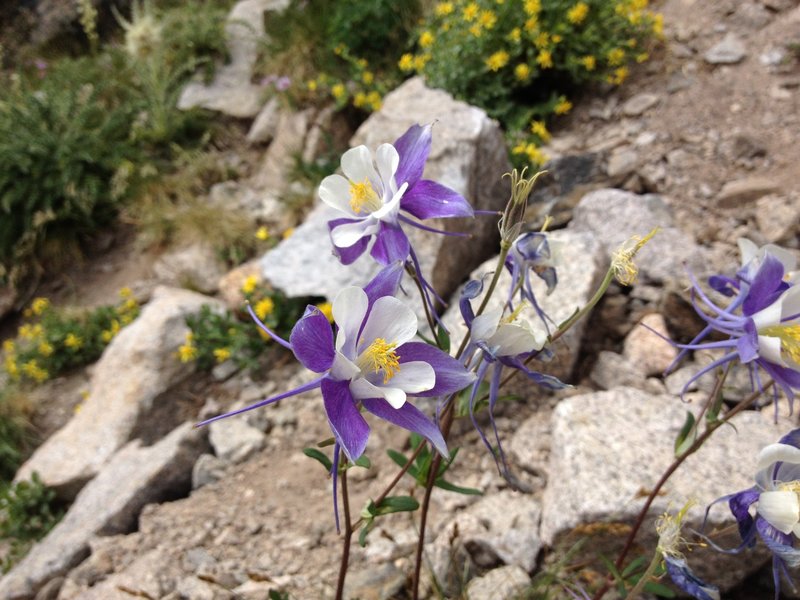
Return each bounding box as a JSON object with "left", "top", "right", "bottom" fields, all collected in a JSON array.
[{"left": 0, "top": 388, "right": 33, "bottom": 482}]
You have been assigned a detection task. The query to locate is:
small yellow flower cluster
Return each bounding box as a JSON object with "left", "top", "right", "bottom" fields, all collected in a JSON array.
[
  {"left": 255, "top": 226, "right": 270, "bottom": 241},
  {"left": 304, "top": 47, "right": 384, "bottom": 113},
  {"left": 241, "top": 274, "right": 259, "bottom": 296},
  {"left": 512, "top": 142, "right": 548, "bottom": 166},
  {"left": 530, "top": 120, "right": 551, "bottom": 143},
  {"left": 255, "top": 297, "right": 275, "bottom": 321},
  {"left": 213, "top": 347, "right": 231, "bottom": 363},
  {"left": 21, "top": 359, "right": 48, "bottom": 382},
  {"left": 567, "top": 2, "right": 589, "bottom": 25},
  {"left": 554, "top": 97, "right": 572, "bottom": 115},
  {"left": 178, "top": 331, "right": 198, "bottom": 363},
  {"left": 486, "top": 50, "right": 509, "bottom": 71}
]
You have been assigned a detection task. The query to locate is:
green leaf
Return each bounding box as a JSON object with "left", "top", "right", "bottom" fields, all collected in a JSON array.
[
  {"left": 643, "top": 581, "right": 676, "bottom": 597},
  {"left": 353, "top": 455, "right": 371, "bottom": 469},
  {"left": 358, "top": 519, "right": 373, "bottom": 547},
  {"left": 621, "top": 555, "right": 647, "bottom": 578},
  {"left": 317, "top": 437, "right": 336, "bottom": 447},
  {"left": 674, "top": 411, "right": 696, "bottom": 457},
  {"left": 373, "top": 496, "right": 419, "bottom": 516},
  {"left": 435, "top": 324, "right": 450, "bottom": 353},
  {"left": 302, "top": 448, "right": 332, "bottom": 471},
  {"left": 433, "top": 478, "right": 482, "bottom": 496}
]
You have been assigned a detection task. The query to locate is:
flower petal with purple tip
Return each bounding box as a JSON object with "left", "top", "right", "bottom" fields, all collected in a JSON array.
[
  {"left": 393, "top": 123, "right": 431, "bottom": 187},
  {"left": 322, "top": 378, "right": 370, "bottom": 461},
  {"left": 395, "top": 342, "right": 476, "bottom": 397},
  {"left": 663, "top": 556, "right": 720, "bottom": 600},
  {"left": 401, "top": 179, "right": 474, "bottom": 220},
  {"left": 369, "top": 221, "right": 410, "bottom": 265},
  {"left": 362, "top": 397, "right": 447, "bottom": 457}
]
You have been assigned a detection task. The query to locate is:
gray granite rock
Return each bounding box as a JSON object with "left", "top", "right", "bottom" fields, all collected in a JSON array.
[
  {"left": 0, "top": 424, "right": 207, "bottom": 600},
  {"left": 569, "top": 188, "right": 707, "bottom": 285},
  {"left": 178, "top": 0, "right": 288, "bottom": 118},
  {"left": 246, "top": 97, "right": 280, "bottom": 144},
  {"left": 343, "top": 563, "right": 406, "bottom": 600},
  {"left": 428, "top": 491, "right": 542, "bottom": 597},
  {"left": 717, "top": 176, "right": 782, "bottom": 208},
  {"left": 209, "top": 417, "right": 266, "bottom": 463},
  {"left": 590, "top": 351, "right": 648, "bottom": 391},
  {"left": 260, "top": 77, "right": 512, "bottom": 303},
  {"left": 192, "top": 453, "right": 228, "bottom": 489},
  {"left": 755, "top": 194, "right": 800, "bottom": 243},
  {"left": 621, "top": 93, "right": 659, "bottom": 117},
  {"left": 607, "top": 147, "right": 640, "bottom": 180},
  {"left": 704, "top": 33, "right": 748, "bottom": 65},
  {"left": 465, "top": 565, "right": 531, "bottom": 600},
  {"left": 623, "top": 313, "right": 678, "bottom": 376},
  {"left": 540, "top": 388, "right": 778, "bottom": 592},
  {"left": 152, "top": 242, "right": 227, "bottom": 294},
  {"left": 15, "top": 287, "right": 224, "bottom": 498}
]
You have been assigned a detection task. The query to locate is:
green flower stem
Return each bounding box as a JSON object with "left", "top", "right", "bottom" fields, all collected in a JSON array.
[
  {"left": 591, "top": 379, "right": 773, "bottom": 600},
  {"left": 335, "top": 457, "right": 353, "bottom": 600},
  {"left": 550, "top": 265, "right": 615, "bottom": 346},
  {"left": 405, "top": 263, "right": 438, "bottom": 342},
  {"left": 623, "top": 549, "right": 662, "bottom": 600}
]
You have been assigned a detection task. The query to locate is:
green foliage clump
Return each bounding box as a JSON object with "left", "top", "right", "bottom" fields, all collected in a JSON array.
[
  {"left": 261, "top": 0, "right": 422, "bottom": 113},
  {"left": 0, "top": 56, "right": 137, "bottom": 280},
  {"left": 404, "top": 0, "right": 662, "bottom": 164},
  {"left": 2, "top": 290, "right": 140, "bottom": 385},
  {"left": 0, "top": 474, "right": 63, "bottom": 573},
  {"left": 0, "top": 388, "right": 33, "bottom": 483},
  {"left": 181, "top": 278, "right": 323, "bottom": 373}
]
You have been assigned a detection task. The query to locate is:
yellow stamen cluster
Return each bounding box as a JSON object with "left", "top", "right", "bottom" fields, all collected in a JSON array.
[
  {"left": 760, "top": 324, "right": 800, "bottom": 365},
  {"left": 611, "top": 227, "right": 660, "bottom": 286},
  {"left": 349, "top": 179, "right": 382, "bottom": 214},
  {"left": 358, "top": 338, "right": 401, "bottom": 384}
]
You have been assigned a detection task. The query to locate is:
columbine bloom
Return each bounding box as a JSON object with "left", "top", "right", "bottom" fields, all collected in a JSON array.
[
  {"left": 505, "top": 232, "right": 558, "bottom": 330},
  {"left": 199, "top": 263, "right": 474, "bottom": 527},
  {"left": 664, "top": 242, "right": 800, "bottom": 406},
  {"left": 319, "top": 123, "right": 474, "bottom": 266},
  {"left": 459, "top": 279, "right": 565, "bottom": 472},
  {"left": 705, "top": 429, "right": 800, "bottom": 599}
]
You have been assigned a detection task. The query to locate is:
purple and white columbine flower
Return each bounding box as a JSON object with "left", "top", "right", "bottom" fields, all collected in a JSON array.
[
  {"left": 319, "top": 123, "right": 474, "bottom": 266},
  {"left": 505, "top": 232, "right": 558, "bottom": 331},
  {"left": 458, "top": 278, "right": 565, "bottom": 473},
  {"left": 705, "top": 429, "right": 800, "bottom": 599},
  {"left": 664, "top": 243, "right": 800, "bottom": 409},
  {"left": 199, "top": 263, "right": 474, "bottom": 527}
]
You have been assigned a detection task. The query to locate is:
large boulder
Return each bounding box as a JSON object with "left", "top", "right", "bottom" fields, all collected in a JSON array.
[
  {"left": 178, "top": 0, "right": 289, "bottom": 118},
  {"left": 15, "top": 286, "right": 223, "bottom": 498},
  {"left": 0, "top": 423, "right": 207, "bottom": 600},
  {"left": 539, "top": 387, "right": 777, "bottom": 592},
  {"left": 260, "top": 76, "right": 512, "bottom": 304}
]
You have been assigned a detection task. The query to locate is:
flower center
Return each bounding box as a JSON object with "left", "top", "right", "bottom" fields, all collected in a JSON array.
[
  {"left": 349, "top": 178, "right": 382, "bottom": 214},
  {"left": 357, "top": 338, "right": 400, "bottom": 383},
  {"left": 759, "top": 324, "right": 800, "bottom": 364},
  {"left": 778, "top": 480, "right": 800, "bottom": 494}
]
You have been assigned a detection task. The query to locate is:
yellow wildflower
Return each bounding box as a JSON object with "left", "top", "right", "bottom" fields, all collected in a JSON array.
[
  {"left": 366, "top": 91, "right": 382, "bottom": 112},
  {"left": 31, "top": 324, "right": 43, "bottom": 339},
  {"left": 255, "top": 226, "right": 270, "bottom": 241},
  {"left": 524, "top": 0, "right": 541, "bottom": 15},
  {"left": 213, "top": 347, "right": 232, "bottom": 363},
  {"left": 399, "top": 53, "right": 414, "bottom": 71},
  {"left": 525, "top": 144, "right": 547, "bottom": 165},
  {"left": 122, "top": 298, "right": 138, "bottom": 313},
  {"left": 64, "top": 333, "right": 83, "bottom": 349},
  {"left": 242, "top": 274, "right": 259, "bottom": 295},
  {"left": 534, "top": 32, "right": 549, "bottom": 49},
  {"left": 612, "top": 66, "right": 629, "bottom": 85},
  {"left": 258, "top": 328, "right": 272, "bottom": 341},
  {"left": 607, "top": 47, "right": 625, "bottom": 66},
  {"left": 536, "top": 50, "right": 553, "bottom": 69},
  {"left": 354, "top": 91, "right": 368, "bottom": 108},
  {"left": 636, "top": 52, "right": 649, "bottom": 63},
  {"left": 652, "top": 13, "right": 664, "bottom": 37},
  {"left": 514, "top": 63, "right": 531, "bottom": 81},
  {"left": 178, "top": 343, "right": 197, "bottom": 363},
  {"left": 356, "top": 58, "right": 367, "bottom": 69},
  {"left": 580, "top": 55, "right": 596, "bottom": 70},
  {"left": 38, "top": 341, "right": 54, "bottom": 357},
  {"left": 119, "top": 287, "right": 133, "bottom": 299},
  {"left": 435, "top": 2, "right": 454, "bottom": 17},
  {"left": 530, "top": 120, "right": 551, "bottom": 143},
  {"left": 524, "top": 16, "right": 538, "bottom": 33},
  {"left": 3, "top": 339, "right": 15, "bottom": 353},
  {"left": 5, "top": 356, "right": 18, "bottom": 378},
  {"left": 554, "top": 97, "right": 572, "bottom": 115},
  {"left": 18, "top": 324, "right": 34, "bottom": 340},
  {"left": 512, "top": 142, "right": 527, "bottom": 155},
  {"left": 469, "top": 23, "right": 482, "bottom": 37},
  {"left": 22, "top": 359, "right": 48, "bottom": 382},
  {"left": 419, "top": 31, "right": 435, "bottom": 48},
  {"left": 255, "top": 297, "right": 275, "bottom": 320},
  {"left": 31, "top": 297, "right": 50, "bottom": 315},
  {"left": 479, "top": 10, "right": 497, "bottom": 29},
  {"left": 463, "top": 2, "right": 479, "bottom": 21},
  {"left": 486, "top": 50, "right": 510, "bottom": 71},
  {"left": 362, "top": 71, "right": 374, "bottom": 84},
  {"left": 567, "top": 2, "right": 589, "bottom": 24},
  {"left": 307, "top": 79, "right": 318, "bottom": 92},
  {"left": 282, "top": 228, "right": 295, "bottom": 240},
  {"left": 552, "top": 34, "right": 562, "bottom": 44},
  {"left": 331, "top": 83, "right": 346, "bottom": 101},
  {"left": 413, "top": 54, "right": 430, "bottom": 71},
  {"left": 508, "top": 27, "right": 521, "bottom": 42},
  {"left": 316, "top": 301, "right": 334, "bottom": 323}
]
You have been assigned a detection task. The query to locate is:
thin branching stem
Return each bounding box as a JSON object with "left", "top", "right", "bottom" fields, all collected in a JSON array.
[{"left": 335, "top": 462, "right": 353, "bottom": 600}]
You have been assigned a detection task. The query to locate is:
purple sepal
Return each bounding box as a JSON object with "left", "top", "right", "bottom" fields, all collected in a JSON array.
[
  {"left": 393, "top": 123, "right": 432, "bottom": 188},
  {"left": 321, "top": 378, "right": 370, "bottom": 462},
  {"left": 363, "top": 261, "right": 404, "bottom": 307},
  {"left": 708, "top": 274, "right": 738, "bottom": 297},
  {"left": 778, "top": 428, "right": 800, "bottom": 449},
  {"left": 756, "top": 516, "right": 800, "bottom": 568},
  {"left": 663, "top": 556, "right": 721, "bottom": 600},
  {"left": 370, "top": 222, "right": 410, "bottom": 265},
  {"left": 329, "top": 218, "right": 369, "bottom": 265},
  {"left": 401, "top": 179, "right": 474, "bottom": 220},
  {"left": 459, "top": 278, "right": 484, "bottom": 328},
  {"left": 362, "top": 397, "right": 448, "bottom": 457},
  {"left": 503, "top": 356, "right": 568, "bottom": 390},
  {"left": 743, "top": 254, "right": 787, "bottom": 316},
  {"left": 728, "top": 488, "right": 759, "bottom": 546},
  {"left": 736, "top": 320, "right": 759, "bottom": 364},
  {"left": 290, "top": 306, "right": 335, "bottom": 372},
  {"left": 396, "top": 342, "right": 475, "bottom": 397}
]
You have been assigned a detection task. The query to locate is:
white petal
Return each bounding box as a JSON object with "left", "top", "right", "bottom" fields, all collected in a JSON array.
[
  {"left": 491, "top": 323, "right": 543, "bottom": 356},
  {"left": 350, "top": 377, "right": 407, "bottom": 408},
  {"left": 758, "top": 490, "right": 800, "bottom": 534},
  {"left": 375, "top": 143, "right": 399, "bottom": 196},
  {"left": 341, "top": 146, "right": 379, "bottom": 188},
  {"left": 757, "top": 444, "right": 800, "bottom": 473},
  {"left": 758, "top": 334, "right": 785, "bottom": 367},
  {"left": 319, "top": 174, "right": 355, "bottom": 215},
  {"left": 358, "top": 296, "right": 417, "bottom": 349},
  {"left": 781, "top": 286, "right": 800, "bottom": 321},
  {"left": 372, "top": 181, "right": 407, "bottom": 221},
  {"left": 333, "top": 287, "right": 368, "bottom": 358},
  {"left": 330, "top": 351, "right": 360, "bottom": 381},
  {"left": 330, "top": 218, "right": 380, "bottom": 248},
  {"left": 752, "top": 301, "right": 783, "bottom": 330},
  {"left": 471, "top": 309, "right": 502, "bottom": 343},
  {"left": 738, "top": 238, "right": 758, "bottom": 267},
  {"left": 382, "top": 361, "right": 435, "bottom": 393}
]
